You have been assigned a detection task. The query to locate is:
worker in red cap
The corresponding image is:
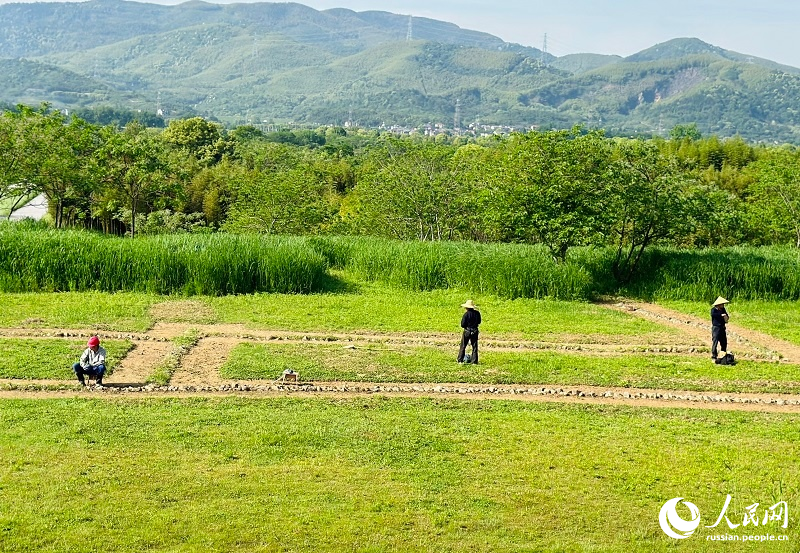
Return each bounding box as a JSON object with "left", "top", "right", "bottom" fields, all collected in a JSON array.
[{"left": 72, "top": 335, "right": 107, "bottom": 386}]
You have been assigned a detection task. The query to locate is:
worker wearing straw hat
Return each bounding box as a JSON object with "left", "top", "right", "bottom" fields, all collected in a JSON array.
[
  {"left": 457, "top": 300, "right": 481, "bottom": 364},
  {"left": 72, "top": 335, "right": 107, "bottom": 386},
  {"left": 711, "top": 297, "right": 730, "bottom": 361}
]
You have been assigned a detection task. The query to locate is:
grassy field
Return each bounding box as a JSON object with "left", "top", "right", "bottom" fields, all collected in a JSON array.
[
  {"left": 2, "top": 287, "right": 800, "bottom": 551},
  {"left": 0, "top": 398, "right": 797, "bottom": 552},
  {"left": 0, "top": 338, "right": 132, "bottom": 379},
  {"left": 0, "top": 292, "right": 157, "bottom": 332},
  {"left": 0, "top": 286, "right": 674, "bottom": 338},
  {"left": 220, "top": 342, "right": 800, "bottom": 394},
  {"left": 204, "top": 285, "right": 672, "bottom": 339}
]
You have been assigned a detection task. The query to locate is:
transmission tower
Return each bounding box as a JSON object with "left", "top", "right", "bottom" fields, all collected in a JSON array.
[
  {"left": 454, "top": 98, "right": 461, "bottom": 132},
  {"left": 406, "top": 15, "right": 413, "bottom": 41},
  {"left": 541, "top": 33, "right": 548, "bottom": 67}
]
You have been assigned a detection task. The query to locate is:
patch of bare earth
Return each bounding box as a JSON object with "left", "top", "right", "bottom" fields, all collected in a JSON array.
[
  {"left": 170, "top": 337, "right": 239, "bottom": 387},
  {"left": 109, "top": 341, "right": 177, "bottom": 386}
]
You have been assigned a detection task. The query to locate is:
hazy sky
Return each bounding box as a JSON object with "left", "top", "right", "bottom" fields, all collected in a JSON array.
[{"left": 3, "top": 0, "right": 799, "bottom": 67}]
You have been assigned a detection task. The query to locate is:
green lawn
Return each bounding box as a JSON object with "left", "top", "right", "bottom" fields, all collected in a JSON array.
[
  {"left": 0, "top": 338, "right": 132, "bottom": 379},
  {"left": 0, "top": 398, "right": 796, "bottom": 552},
  {"left": 205, "top": 285, "right": 673, "bottom": 339},
  {"left": 221, "top": 342, "right": 800, "bottom": 394},
  {"left": 0, "top": 292, "right": 157, "bottom": 332},
  {"left": 0, "top": 287, "right": 678, "bottom": 340},
  {"left": 662, "top": 300, "right": 800, "bottom": 348}
]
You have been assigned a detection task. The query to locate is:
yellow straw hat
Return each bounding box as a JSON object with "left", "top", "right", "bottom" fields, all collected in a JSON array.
[
  {"left": 712, "top": 297, "right": 730, "bottom": 306},
  {"left": 461, "top": 300, "right": 477, "bottom": 309}
]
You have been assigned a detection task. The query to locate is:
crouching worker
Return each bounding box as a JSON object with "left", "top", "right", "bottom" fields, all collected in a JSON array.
[
  {"left": 457, "top": 300, "right": 481, "bottom": 364},
  {"left": 73, "top": 335, "right": 107, "bottom": 386}
]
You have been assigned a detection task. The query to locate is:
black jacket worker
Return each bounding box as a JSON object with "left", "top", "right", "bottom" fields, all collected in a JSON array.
[
  {"left": 457, "top": 299, "right": 481, "bottom": 364},
  {"left": 711, "top": 296, "right": 730, "bottom": 360}
]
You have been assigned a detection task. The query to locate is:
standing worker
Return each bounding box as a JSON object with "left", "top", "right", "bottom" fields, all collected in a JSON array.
[
  {"left": 711, "top": 297, "right": 730, "bottom": 362},
  {"left": 73, "top": 335, "right": 107, "bottom": 386},
  {"left": 457, "top": 299, "right": 481, "bottom": 364}
]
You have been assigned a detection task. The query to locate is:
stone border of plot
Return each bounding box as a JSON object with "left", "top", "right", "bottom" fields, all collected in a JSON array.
[{"left": 3, "top": 382, "right": 799, "bottom": 407}]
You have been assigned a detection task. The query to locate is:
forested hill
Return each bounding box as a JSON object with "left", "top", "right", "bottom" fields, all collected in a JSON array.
[{"left": 2, "top": 0, "right": 800, "bottom": 142}]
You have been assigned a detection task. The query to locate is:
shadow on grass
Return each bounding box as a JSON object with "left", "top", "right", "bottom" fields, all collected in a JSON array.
[{"left": 316, "top": 271, "right": 362, "bottom": 295}]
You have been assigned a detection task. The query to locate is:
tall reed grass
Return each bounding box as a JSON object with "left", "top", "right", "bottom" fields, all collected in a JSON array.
[
  {"left": 621, "top": 247, "right": 800, "bottom": 301},
  {"left": 0, "top": 226, "right": 326, "bottom": 295},
  {"left": 308, "top": 237, "right": 800, "bottom": 301},
  {"left": 308, "top": 236, "right": 593, "bottom": 300},
  {"left": 3, "top": 225, "right": 798, "bottom": 300}
]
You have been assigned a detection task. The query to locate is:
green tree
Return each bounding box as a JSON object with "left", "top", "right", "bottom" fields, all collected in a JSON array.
[
  {"left": 745, "top": 150, "right": 800, "bottom": 247},
  {"left": 223, "top": 164, "right": 334, "bottom": 235},
  {"left": 606, "top": 140, "right": 700, "bottom": 282},
  {"left": 352, "top": 140, "right": 462, "bottom": 240},
  {"left": 161, "top": 117, "right": 234, "bottom": 166},
  {"left": 669, "top": 123, "right": 702, "bottom": 141},
  {"left": 97, "top": 123, "right": 169, "bottom": 237},
  {"left": 10, "top": 105, "right": 101, "bottom": 228},
  {"left": 450, "top": 142, "right": 501, "bottom": 242},
  {"left": 182, "top": 161, "right": 244, "bottom": 227},
  {"left": 0, "top": 110, "right": 37, "bottom": 218},
  {"left": 476, "top": 129, "right": 613, "bottom": 259}
]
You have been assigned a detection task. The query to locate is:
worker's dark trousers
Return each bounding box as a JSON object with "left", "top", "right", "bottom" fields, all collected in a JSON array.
[
  {"left": 73, "top": 363, "right": 106, "bottom": 384},
  {"left": 457, "top": 330, "right": 478, "bottom": 364},
  {"left": 711, "top": 326, "right": 727, "bottom": 359}
]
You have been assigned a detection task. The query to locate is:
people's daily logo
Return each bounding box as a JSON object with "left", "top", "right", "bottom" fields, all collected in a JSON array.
[
  {"left": 658, "top": 495, "right": 789, "bottom": 541},
  {"left": 659, "top": 497, "right": 701, "bottom": 539}
]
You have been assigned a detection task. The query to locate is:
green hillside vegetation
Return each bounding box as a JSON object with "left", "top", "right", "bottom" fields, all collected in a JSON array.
[
  {"left": 0, "top": 58, "right": 137, "bottom": 108},
  {"left": 527, "top": 54, "right": 800, "bottom": 140},
  {"left": 550, "top": 53, "right": 622, "bottom": 74},
  {"left": 2, "top": 1, "right": 799, "bottom": 139}
]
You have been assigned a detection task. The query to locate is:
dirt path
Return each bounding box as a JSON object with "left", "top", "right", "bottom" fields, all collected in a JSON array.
[{"left": 170, "top": 337, "right": 235, "bottom": 387}]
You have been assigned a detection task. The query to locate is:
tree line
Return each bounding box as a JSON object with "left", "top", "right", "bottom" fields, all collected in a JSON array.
[{"left": 2, "top": 104, "right": 799, "bottom": 280}]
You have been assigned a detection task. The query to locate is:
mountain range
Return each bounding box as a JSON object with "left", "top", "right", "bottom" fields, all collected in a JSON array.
[{"left": 2, "top": 0, "right": 800, "bottom": 142}]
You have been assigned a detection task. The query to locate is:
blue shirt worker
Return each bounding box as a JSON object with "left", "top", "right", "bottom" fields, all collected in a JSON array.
[
  {"left": 457, "top": 299, "right": 482, "bottom": 364},
  {"left": 73, "top": 335, "right": 107, "bottom": 386},
  {"left": 710, "top": 296, "right": 730, "bottom": 361}
]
